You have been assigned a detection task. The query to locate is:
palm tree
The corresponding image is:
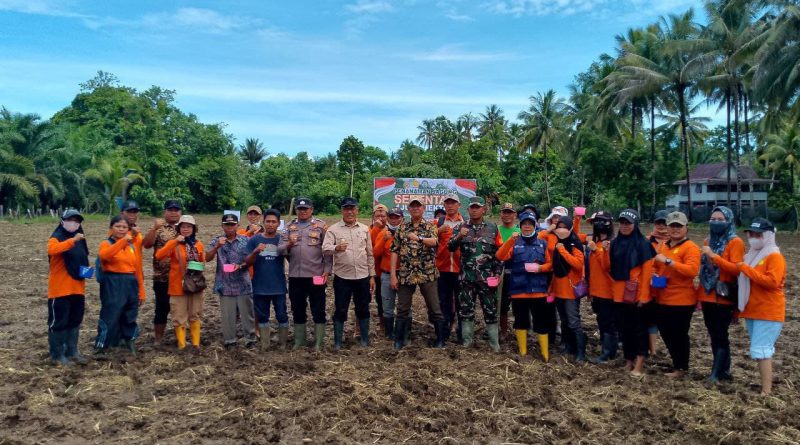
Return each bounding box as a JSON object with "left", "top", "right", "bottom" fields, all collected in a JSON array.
[
  {"left": 751, "top": 4, "right": 800, "bottom": 112},
  {"left": 456, "top": 113, "right": 479, "bottom": 144},
  {"left": 0, "top": 147, "right": 39, "bottom": 207},
  {"left": 238, "top": 138, "right": 267, "bottom": 166},
  {"left": 518, "top": 89, "right": 570, "bottom": 208},
  {"left": 614, "top": 10, "right": 714, "bottom": 213},
  {"left": 85, "top": 157, "right": 147, "bottom": 212},
  {"left": 761, "top": 118, "right": 800, "bottom": 198},
  {"left": 478, "top": 105, "right": 506, "bottom": 138},
  {"left": 416, "top": 119, "right": 435, "bottom": 151}
]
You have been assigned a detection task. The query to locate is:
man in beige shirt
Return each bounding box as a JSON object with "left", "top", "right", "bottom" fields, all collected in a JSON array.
[{"left": 322, "top": 197, "right": 375, "bottom": 349}]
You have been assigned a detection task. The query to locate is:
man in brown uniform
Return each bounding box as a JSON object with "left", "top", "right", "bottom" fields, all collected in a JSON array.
[{"left": 142, "top": 199, "right": 182, "bottom": 344}]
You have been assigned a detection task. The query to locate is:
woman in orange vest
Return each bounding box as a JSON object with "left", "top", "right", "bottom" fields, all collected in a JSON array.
[
  {"left": 584, "top": 211, "right": 617, "bottom": 363},
  {"left": 737, "top": 218, "right": 786, "bottom": 395},
  {"left": 698, "top": 206, "right": 743, "bottom": 382},
  {"left": 95, "top": 214, "right": 144, "bottom": 355},
  {"left": 549, "top": 215, "right": 586, "bottom": 361},
  {"left": 155, "top": 215, "right": 206, "bottom": 350},
  {"left": 46, "top": 209, "right": 90, "bottom": 365},
  {"left": 653, "top": 211, "right": 701, "bottom": 378}
]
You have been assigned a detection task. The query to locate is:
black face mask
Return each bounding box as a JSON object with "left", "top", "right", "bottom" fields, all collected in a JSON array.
[{"left": 593, "top": 222, "right": 610, "bottom": 234}]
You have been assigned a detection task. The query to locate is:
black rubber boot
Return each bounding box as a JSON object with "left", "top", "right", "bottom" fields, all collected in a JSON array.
[
  {"left": 433, "top": 321, "right": 446, "bottom": 349},
  {"left": 394, "top": 318, "right": 408, "bottom": 350},
  {"left": 708, "top": 346, "right": 723, "bottom": 383},
  {"left": 383, "top": 317, "right": 395, "bottom": 340},
  {"left": 575, "top": 330, "right": 587, "bottom": 362},
  {"left": 333, "top": 321, "right": 344, "bottom": 350},
  {"left": 64, "top": 327, "right": 88, "bottom": 365},
  {"left": 358, "top": 318, "right": 370, "bottom": 347},
  {"left": 48, "top": 330, "right": 71, "bottom": 366},
  {"left": 719, "top": 346, "right": 732, "bottom": 381}
]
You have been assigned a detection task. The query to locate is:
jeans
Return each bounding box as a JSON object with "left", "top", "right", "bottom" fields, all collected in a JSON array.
[
  {"left": 657, "top": 304, "right": 695, "bottom": 371},
  {"left": 153, "top": 280, "right": 170, "bottom": 325},
  {"left": 289, "top": 277, "right": 327, "bottom": 324},
  {"left": 396, "top": 280, "right": 443, "bottom": 322},
  {"left": 438, "top": 272, "right": 460, "bottom": 327},
  {"left": 254, "top": 294, "right": 289, "bottom": 328},
  {"left": 380, "top": 272, "right": 397, "bottom": 319},
  {"left": 702, "top": 302, "right": 733, "bottom": 352},
  {"left": 333, "top": 276, "right": 371, "bottom": 322},
  {"left": 48, "top": 294, "right": 85, "bottom": 332},
  {"left": 555, "top": 298, "right": 583, "bottom": 337}
]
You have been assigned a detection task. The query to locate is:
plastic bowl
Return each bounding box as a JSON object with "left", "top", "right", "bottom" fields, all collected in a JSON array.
[
  {"left": 524, "top": 263, "right": 538, "bottom": 273},
  {"left": 223, "top": 264, "right": 236, "bottom": 273},
  {"left": 487, "top": 276, "right": 500, "bottom": 288},
  {"left": 574, "top": 206, "right": 586, "bottom": 216},
  {"left": 313, "top": 275, "right": 325, "bottom": 286},
  {"left": 187, "top": 261, "right": 204, "bottom": 271}
]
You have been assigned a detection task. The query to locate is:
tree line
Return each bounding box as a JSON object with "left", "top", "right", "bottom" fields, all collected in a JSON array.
[{"left": 1, "top": 0, "right": 798, "bottom": 217}]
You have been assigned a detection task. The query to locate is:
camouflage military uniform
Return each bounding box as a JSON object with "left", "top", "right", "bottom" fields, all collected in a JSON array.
[{"left": 447, "top": 220, "right": 502, "bottom": 323}]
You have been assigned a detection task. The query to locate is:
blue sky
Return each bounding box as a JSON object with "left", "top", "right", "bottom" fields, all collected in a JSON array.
[{"left": 0, "top": 0, "right": 710, "bottom": 157}]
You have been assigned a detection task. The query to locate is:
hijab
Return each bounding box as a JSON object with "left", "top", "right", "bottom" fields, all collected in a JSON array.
[
  {"left": 737, "top": 230, "right": 780, "bottom": 312},
  {"left": 552, "top": 216, "right": 582, "bottom": 278},
  {"left": 700, "top": 206, "right": 737, "bottom": 292},
  {"left": 609, "top": 211, "right": 656, "bottom": 281},
  {"left": 49, "top": 221, "right": 90, "bottom": 280}
]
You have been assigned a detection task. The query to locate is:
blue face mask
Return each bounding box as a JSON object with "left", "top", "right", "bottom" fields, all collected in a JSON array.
[
  {"left": 521, "top": 231, "right": 536, "bottom": 238},
  {"left": 709, "top": 221, "right": 728, "bottom": 235}
]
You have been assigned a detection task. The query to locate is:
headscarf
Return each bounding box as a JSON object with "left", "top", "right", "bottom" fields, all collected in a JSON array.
[
  {"left": 49, "top": 222, "right": 90, "bottom": 280},
  {"left": 699, "top": 206, "right": 737, "bottom": 293},
  {"left": 738, "top": 230, "right": 780, "bottom": 312},
  {"left": 552, "top": 215, "right": 582, "bottom": 278},
  {"left": 609, "top": 210, "right": 656, "bottom": 281}
]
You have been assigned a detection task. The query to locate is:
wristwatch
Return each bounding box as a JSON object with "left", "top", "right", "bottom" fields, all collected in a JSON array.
[{"left": 665, "top": 258, "right": 673, "bottom": 266}]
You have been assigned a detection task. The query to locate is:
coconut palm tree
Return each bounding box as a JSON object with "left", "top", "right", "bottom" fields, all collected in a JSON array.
[
  {"left": 518, "top": 89, "right": 570, "bottom": 208},
  {"left": 85, "top": 157, "right": 147, "bottom": 213},
  {"left": 456, "top": 113, "right": 479, "bottom": 144},
  {"left": 416, "top": 119, "right": 435, "bottom": 151},
  {"left": 238, "top": 138, "right": 267, "bottom": 166},
  {"left": 478, "top": 105, "right": 506, "bottom": 138},
  {"left": 751, "top": 4, "right": 800, "bottom": 112},
  {"left": 761, "top": 117, "right": 800, "bottom": 198}
]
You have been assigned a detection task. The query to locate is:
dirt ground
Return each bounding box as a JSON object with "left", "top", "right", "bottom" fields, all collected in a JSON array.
[{"left": 0, "top": 214, "right": 798, "bottom": 444}]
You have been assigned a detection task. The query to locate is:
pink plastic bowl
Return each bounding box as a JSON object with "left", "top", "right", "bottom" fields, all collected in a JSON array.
[
  {"left": 524, "top": 263, "right": 538, "bottom": 273},
  {"left": 313, "top": 275, "right": 325, "bottom": 286},
  {"left": 223, "top": 264, "right": 236, "bottom": 273},
  {"left": 574, "top": 206, "right": 586, "bottom": 216},
  {"left": 487, "top": 276, "right": 500, "bottom": 288}
]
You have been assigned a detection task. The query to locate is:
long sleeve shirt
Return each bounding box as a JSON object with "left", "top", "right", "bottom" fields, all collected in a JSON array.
[
  {"left": 739, "top": 252, "right": 786, "bottom": 322},
  {"left": 47, "top": 237, "right": 86, "bottom": 299},
  {"left": 322, "top": 221, "right": 375, "bottom": 280}
]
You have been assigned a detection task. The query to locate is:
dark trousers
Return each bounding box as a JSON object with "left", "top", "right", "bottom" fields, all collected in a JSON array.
[
  {"left": 591, "top": 297, "right": 618, "bottom": 336},
  {"left": 96, "top": 273, "right": 140, "bottom": 349},
  {"left": 48, "top": 295, "right": 85, "bottom": 332},
  {"left": 374, "top": 274, "right": 384, "bottom": 318},
  {"left": 500, "top": 274, "right": 512, "bottom": 317},
  {"left": 702, "top": 302, "right": 733, "bottom": 352},
  {"left": 657, "top": 304, "right": 695, "bottom": 371},
  {"left": 289, "top": 277, "right": 327, "bottom": 324},
  {"left": 619, "top": 302, "right": 649, "bottom": 360},
  {"left": 333, "top": 276, "right": 371, "bottom": 322},
  {"left": 153, "top": 280, "right": 170, "bottom": 325},
  {"left": 254, "top": 294, "right": 289, "bottom": 327},
  {"left": 512, "top": 298, "right": 553, "bottom": 334},
  {"left": 438, "top": 272, "right": 460, "bottom": 327},
  {"left": 396, "top": 281, "right": 443, "bottom": 321}
]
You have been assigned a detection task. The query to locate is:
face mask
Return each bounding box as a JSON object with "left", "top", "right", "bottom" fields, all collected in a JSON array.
[
  {"left": 748, "top": 237, "right": 764, "bottom": 250},
  {"left": 62, "top": 221, "right": 80, "bottom": 233},
  {"left": 554, "top": 228, "right": 570, "bottom": 240},
  {"left": 593, "top": 223, "right": 610, "bottom": 234},
  {"left": 521, "top": 231, "right": 536, "bottom": 238},
  {"left": 387, "top": 224, "right": 399, "bottom": 231},
  {"left": 539, "top": 222, "right": 549, "bottom": 230},
  {"left": 709, "top": 221, "right": 728, "bottom": 236}
]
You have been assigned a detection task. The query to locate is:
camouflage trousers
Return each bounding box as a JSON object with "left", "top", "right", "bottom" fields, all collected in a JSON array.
[{"left": 457, "top": 281, "right": 498, "bottom": 324}]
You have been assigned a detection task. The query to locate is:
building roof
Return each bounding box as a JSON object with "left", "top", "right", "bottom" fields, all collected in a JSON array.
[{"left": 672, "top": 162, "right": 775, "bottom": 185}]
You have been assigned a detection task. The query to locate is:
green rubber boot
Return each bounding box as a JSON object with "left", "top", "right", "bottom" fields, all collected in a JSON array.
[{"left": 292, "top": 324, "right": 307, "bottom": 350}]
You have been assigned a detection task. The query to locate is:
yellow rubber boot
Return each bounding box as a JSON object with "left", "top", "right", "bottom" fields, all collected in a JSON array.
[
  {"left": 515, "top": 329, "right": 528, "bottom": 356},
  {"left": 175, "top": 325, "right": 187, "bottom": 350},
  {"left": 189, "top": 320, "right": 201, "bottom": 347},
  {"left": 538, "top": 334, "right": 549, "bottom": 363}
]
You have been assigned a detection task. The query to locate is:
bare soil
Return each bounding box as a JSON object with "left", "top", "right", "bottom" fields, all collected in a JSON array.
[{"left": 0, "top": 215, "right": 798, "bottom": 444}]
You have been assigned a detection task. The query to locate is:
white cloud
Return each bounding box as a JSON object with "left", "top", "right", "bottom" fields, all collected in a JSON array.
[
  {"left": 409, "top": 44, "right": 513, "bottom": 62},
  {"left": 345, "top": 0, "right": 394, "bottom": 14},
  {"left": 140, "top": 8, "right": 259, "bottom": 34},
  {"left": 486, "top": 0, "right": 607, "bottom": 16}
]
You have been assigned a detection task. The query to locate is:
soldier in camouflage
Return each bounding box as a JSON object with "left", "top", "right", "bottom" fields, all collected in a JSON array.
[{"left": 447, "top": 196, "right": 504, "bottom": 351}]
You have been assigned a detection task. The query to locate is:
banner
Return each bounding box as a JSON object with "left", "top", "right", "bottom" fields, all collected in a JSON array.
[{"left": 373, "top": 177, "right": 477, "bottom": 219}]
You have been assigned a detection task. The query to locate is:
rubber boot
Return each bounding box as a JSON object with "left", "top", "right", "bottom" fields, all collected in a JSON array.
[
  {"left": 708, "top": 346, "right": 722, "bottom": 383},
  {"left": 154, "top": 323, "right": 166, "bottom": 345},
  {"left": 719, "top": 346, "right": 732, "bottom": 381},
  {"left": 500, "top": 315, "right": 510, "bottom": 343},
  {"left": 405, "top": 315, "right": 412, "bottom": 345},
  {"left": 515, "top": 329, "right": 528, "bottom": 356},
  {"left": 333, "top": 320, "right": 344, "bottom": 350},
  {"left": 189, "top": 320, "right": 201, "bottom": 348},
  {"left": 461, "top": 320, "right": 475, "bottom": 348},
  {"left": 293, "top": 324, "right": 307, "bottom": 350},
  {"left": 259, "top": 326, "right": 270, "bottom": 351},
  {"left": 575, "top": 330, "right": 587, "bottom": 362},
  {"left": 487, "top": 323, "right": 501, "bottom": 352},
  {"left": 175, "top": 325, "right": 187, "bottom": 350},
  {"left": 433, "top": 320, "right": 446, "bottom": 349},
  {"left": 277, "top": 327, "right": 288, "bottom": 351},
  {"left": 358, "top": 318, "right": 370, "bottom": 347},
  {"left": 456, "top": 319, "right": 464, "bottom": 344},
  {"left": 48, "top": 330, "right": 71, "bottom": 366},
  {"left": 314, "top": 324, "right": 325, "bottom": 352},
  {"left": 394, "top": 318, "right": 408, "bottom": 350},
  {"left": 538, "top": 334, "right": 550, "bottom": 363},
  {"left": 593, "top": 333, "right": 616, "bottom": 364},
  {"left": 383, "top": 317, "right": 395, "bottom": 340},
  {"left": 64, "top": 328, "right": 88, "bottom": 365}
]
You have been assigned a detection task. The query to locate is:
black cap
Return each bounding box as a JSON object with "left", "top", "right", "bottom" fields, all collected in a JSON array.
[
  {"left": 518, "top": 204, "right": 539, "bottom": 220},
  {"left": 61, "top": 208, "right": 83, "bottom": 222},
  {"left": 519, "top": 212, "right": 537, "bottom": 224},
  {"left": 389, "top": 207, "right": 405, "bottom": 217},
  {"left": 295, "top": 198, "right": 313, "bottom": 209},
  {"left": 618, "top": 209, "right": 640, "bottom": 224},
  {"left": 164, "top": 200, "right": 182, "bottom": 210},
  {"left": 745, "top": 218, "right": 775, "bottom": 233},
  {"left": 121, "top": 200, "right": 140, "bottom": 212},
  {"left": 340, "top": 197, "right": 358, "bottom": 208},
  {"left": 222, "top": 213, "right": 238, "bottom": 224},
  {"left": 653, "top": 210, "right": 669, "bottom": 223}
]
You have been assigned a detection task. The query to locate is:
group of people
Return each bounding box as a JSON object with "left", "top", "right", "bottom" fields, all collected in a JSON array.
[{"left": 46, "top": 194, "right": 786, "bottom": 395}]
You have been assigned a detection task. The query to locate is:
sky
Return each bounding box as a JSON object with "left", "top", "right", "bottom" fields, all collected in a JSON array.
[{"left": 0, "top": 0, "right": 712, "bottom": 157}]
